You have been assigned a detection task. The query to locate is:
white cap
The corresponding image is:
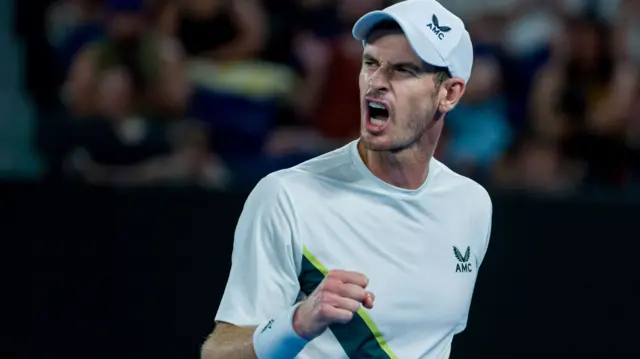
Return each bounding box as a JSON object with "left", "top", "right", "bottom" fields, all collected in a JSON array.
[{"left": 352, "top": 0, "right": 473, "bottom": 83}]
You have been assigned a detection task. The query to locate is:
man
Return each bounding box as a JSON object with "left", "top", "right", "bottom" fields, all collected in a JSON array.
[
  {"left": 202, "top": 1, "right": 492, "bottom": 358},
  {"left": 67, "top": 0, "right": 188, "bottom": 119}
]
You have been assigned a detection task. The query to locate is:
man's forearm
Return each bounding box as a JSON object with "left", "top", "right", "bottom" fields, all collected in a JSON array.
[{"left": 201, "top": 324, "right": 258, "bottom": 359}]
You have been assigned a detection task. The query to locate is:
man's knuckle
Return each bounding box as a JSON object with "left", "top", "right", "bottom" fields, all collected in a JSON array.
[
  {"left": 318, "top": 290, "right": 330, "bottom": 304},
  {"left": 327, "top": 269, "right": 341, "bottom": 279},
  {"left": 349, "top": 301, "right": 360, "bottom": 312},
  {"left": 318, "top": 303, "right": 333, "bottom": 317},
  {"left": 323, "top": 278, "right": 340, "bottom": 293},
  {"left": 339, "top": 311, "right": 354, "bottom": 323}
]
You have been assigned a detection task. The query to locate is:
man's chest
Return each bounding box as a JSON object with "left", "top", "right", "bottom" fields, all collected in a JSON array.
[{"left": 295, "top": 197, "right": 481, "bottom": 346}]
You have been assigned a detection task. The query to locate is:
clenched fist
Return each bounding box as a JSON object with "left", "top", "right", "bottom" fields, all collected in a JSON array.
[{"left": 293, "top": 270, "right": 375, "bottom": 340}]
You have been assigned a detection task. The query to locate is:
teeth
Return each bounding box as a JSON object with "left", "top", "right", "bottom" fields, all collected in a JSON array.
[
  {"left": 370, "top": 118, "right": 386, "bottom": 126},
  {"left": 369, "top": 102, "right": 386, "bottom": 110}
]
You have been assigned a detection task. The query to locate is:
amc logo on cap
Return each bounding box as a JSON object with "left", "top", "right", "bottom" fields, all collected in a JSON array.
[{"left": 426, "top": 14, "right": 451, "bottom": 40}]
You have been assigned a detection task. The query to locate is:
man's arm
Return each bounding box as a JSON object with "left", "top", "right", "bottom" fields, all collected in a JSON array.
[
  {"left": 202, "top": 273, "right": 374, "bottom": 359},
  {"left": 201, "top": 174, "right": 302, "bottom": 358},
  {"left": 201, "top": 323, "right": 257, "bottom": 359},
  {"left": 200, "top": 173, "right": 373, "bottom": 359},
  {"left": 472, "top": 186, "right": 493, "bottom": 269}
]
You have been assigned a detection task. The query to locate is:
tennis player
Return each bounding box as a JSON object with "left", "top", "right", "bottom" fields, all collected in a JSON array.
[{"left": 201, "top": 1, "right": 492, "bottom": 358}]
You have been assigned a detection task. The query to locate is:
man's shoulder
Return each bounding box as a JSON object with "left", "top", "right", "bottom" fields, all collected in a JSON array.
[
  {"left": 260, "top": 143, "right": 356, "bottom": 190},
  {"left": 431, "top": 159, "right": 492, "bottom": 211}
]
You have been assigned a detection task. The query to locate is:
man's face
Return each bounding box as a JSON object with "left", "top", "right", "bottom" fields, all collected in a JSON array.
[{"left": 358, "top": 29, "right": 442, "bottom": 152}]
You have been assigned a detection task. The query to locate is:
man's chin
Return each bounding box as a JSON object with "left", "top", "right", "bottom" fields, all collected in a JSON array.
[{"left": 360, "top": 134, "right": 394, "bottom": 152}]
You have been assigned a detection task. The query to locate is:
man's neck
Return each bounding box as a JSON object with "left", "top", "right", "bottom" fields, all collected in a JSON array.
[{"left": 358, "top": 140, "right": 434, "bottom": 190}]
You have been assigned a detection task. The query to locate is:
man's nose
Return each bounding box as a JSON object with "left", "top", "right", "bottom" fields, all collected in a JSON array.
[{"left": 368, "top": 68, "right": 390, "bottom": 92}]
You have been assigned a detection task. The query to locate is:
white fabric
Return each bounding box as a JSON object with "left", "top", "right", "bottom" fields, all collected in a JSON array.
[
  {"left": 352, "top": 0, "right": 474, "bottom": 83},
  {"left": 216, "top": 140, "right": 493, "bottom": 358}
]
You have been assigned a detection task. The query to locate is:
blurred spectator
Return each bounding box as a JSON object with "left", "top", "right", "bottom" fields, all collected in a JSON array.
[
  {"left": 439, "top": 53, "right": 512, "bottom": 181},
  {"left": 627, "top": 74, "right": 640, "bottom": 180},
  {"left": 47, "top": 0, "right": 105, "bottom": 74},
  {"left": 294, "top": 0, "right": 387, "bottom": 144},
  {"left": 159, "top": 0, "right": 264, "bottom": 61},
  {"left": 529, "top": 12, "right": 639, "bottom": 186},
  {"left": 492, "top": 134, "right": 585, "bottom": 194},
  {"left": 155, "top": 0, "right": 339, "bottom": 186},
  {"left": 260, "top": 0, "right": 306, "bottom": 71},
  {"left": 65, "top": 0, "right": 189, "bottom": 118},
  {"left": 56, "top": 0, "right": 226, "bottom": 186},
  {"left": 70, "top": 67, "right": 226, "bottom": 187},
  {"left": 11, "top": 0, "right": 640, "bottom": 191},
  {"left": 159, "top": 0, "right": 299, "bottom": 103},
  {"left": 629, "top": 79, "right": 640, "bottom": 139}
]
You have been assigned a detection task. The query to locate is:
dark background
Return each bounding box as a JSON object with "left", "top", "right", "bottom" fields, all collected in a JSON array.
[{"left": 18, "top": 183, "right": 638, "bottom": 359}]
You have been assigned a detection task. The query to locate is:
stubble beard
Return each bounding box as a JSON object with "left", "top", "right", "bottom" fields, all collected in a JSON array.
[{"left": 362, "top": 111, "right": 431, "bottom": 154}]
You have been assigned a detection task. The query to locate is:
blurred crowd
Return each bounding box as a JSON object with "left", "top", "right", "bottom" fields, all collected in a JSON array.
[{"left": 13, "top": 0, "right": 640, "bottom": 193}]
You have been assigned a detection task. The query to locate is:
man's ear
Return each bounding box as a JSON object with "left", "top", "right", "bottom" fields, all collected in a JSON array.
[{"left": 438, "top": 78, "right": 466, "bottom": 113}]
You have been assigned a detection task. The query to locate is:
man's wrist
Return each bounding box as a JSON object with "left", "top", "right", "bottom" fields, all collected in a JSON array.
[
  {"left": 253, "top": 303, "right": 310, "bottom": 359},
  {"left": 291, "top": 302, "right": 311, "bottom": 340}
]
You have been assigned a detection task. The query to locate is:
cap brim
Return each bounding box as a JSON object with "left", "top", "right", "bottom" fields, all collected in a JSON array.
[{"left": 352, "top": 11, "right": 447, "bottom": 68}]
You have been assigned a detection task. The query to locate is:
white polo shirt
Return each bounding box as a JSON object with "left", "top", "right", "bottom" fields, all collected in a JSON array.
[{"left": 215, "top": 140, "right": 493, "bottom": 359}]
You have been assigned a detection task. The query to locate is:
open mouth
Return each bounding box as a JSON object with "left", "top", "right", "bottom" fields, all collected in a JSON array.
[{"left": 367, "top": 100, "right": 390, "bottom": 127}]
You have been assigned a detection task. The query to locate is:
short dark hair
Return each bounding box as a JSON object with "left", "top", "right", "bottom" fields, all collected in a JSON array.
[
  {"left": 434, "top": 70, "right": 450, "bottom": 87},
  {"left": 365, "top": 20, "right": 404, "bottom": 40},
  {"left": 366, "top": 20, "right": 451, "bottom": 86}
]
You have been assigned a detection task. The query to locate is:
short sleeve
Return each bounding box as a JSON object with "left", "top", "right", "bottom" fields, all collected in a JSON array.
[
  {"left": 215, "top": 174, "right": 302, "bottom": 326},
  {"left": 475, "top": 190, "right": 493, "bottom": 269}
]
